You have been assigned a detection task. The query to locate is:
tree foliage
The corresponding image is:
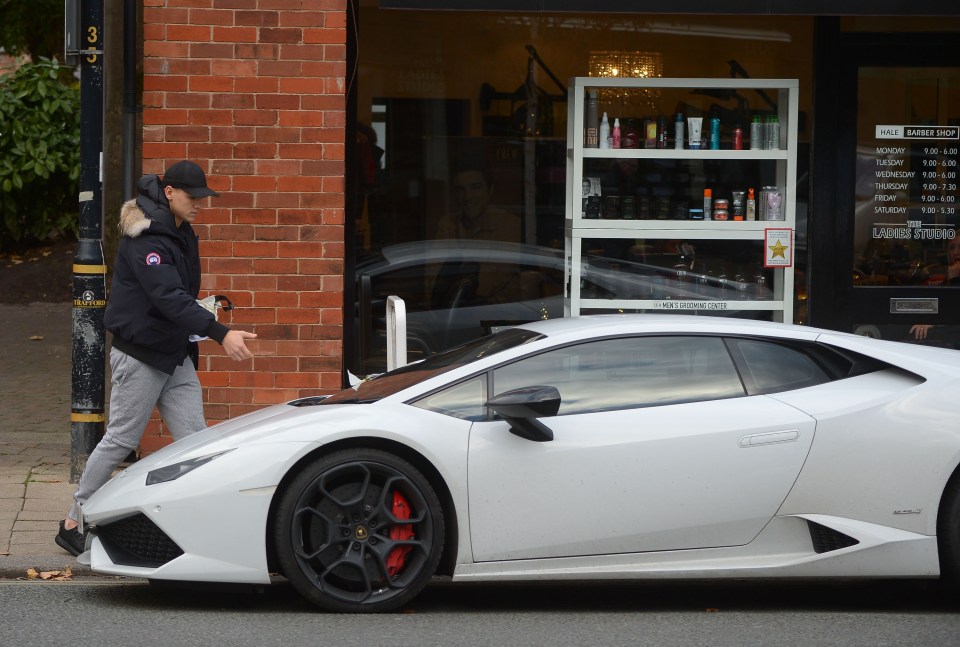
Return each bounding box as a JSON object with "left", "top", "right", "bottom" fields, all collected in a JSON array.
[
  {"left": 0, "top": 0, "right": 66, "bottom": 60},
  {"left": 0, "top": 58, "right": 80, "bottom": 250}
]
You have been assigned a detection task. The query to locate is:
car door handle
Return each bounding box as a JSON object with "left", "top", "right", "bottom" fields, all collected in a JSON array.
[{"left": 738, "top": 430, "right": 799, "bottom": 447}]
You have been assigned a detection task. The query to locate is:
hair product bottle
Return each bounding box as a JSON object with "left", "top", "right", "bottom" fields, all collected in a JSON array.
[
  {"left": 768, "top": 115, "right": 781, "bottom": 150},
  {"left": 599, "top": 112, "right": 610, "bottom": 149},
  {"left": 657, "top": 115, "right": 668, "bottom": 149},
  {"left": 687, "top": 117, "right": 702, "bottom": 150},
  {"left": 709, "top": 108, "right": 721, "bottom": 150},
  {"left": 750, "top": 115, "right": 762, "bottom": 150},
  {"left": 585, "top": 90, "right": 599, "bottom": 148}
]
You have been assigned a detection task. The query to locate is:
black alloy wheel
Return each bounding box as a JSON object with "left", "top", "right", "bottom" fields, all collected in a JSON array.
[
  {"left": 274, "top": 448, "right": 444, "bottom": 612},
  {"left": 937, "top": 475, "right": 960, "bottom": 586}
]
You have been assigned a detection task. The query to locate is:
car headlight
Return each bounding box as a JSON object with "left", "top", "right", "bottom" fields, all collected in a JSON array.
[{"left": 145, "top": 449, "right": 234, "bottom": 486}]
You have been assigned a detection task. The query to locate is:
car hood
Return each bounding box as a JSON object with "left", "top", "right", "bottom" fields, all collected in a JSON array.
[{"left": 126, "top": 402, "right": 381, "bottom": 471}]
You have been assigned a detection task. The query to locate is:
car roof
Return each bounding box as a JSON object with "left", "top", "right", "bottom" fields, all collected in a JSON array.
[{"left": 502, "top": 314, "right": 960, "bottom": 380}]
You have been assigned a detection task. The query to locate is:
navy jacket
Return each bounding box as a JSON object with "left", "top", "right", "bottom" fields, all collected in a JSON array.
[{"left": 104, "top": 175, "right": 229, "bottom": 374}]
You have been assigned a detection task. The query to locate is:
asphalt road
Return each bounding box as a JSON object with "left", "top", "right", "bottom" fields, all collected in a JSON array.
[{"left": 2, "top": 578, "right": 959, "bottom": 647}]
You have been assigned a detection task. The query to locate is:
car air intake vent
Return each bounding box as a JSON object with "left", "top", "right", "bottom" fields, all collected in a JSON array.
[
  {"left": 807, "top": 520, "right": 859, "bottom": 554},
  {"left": 97, "top": 513, "right": 184, "bottom": 568}
]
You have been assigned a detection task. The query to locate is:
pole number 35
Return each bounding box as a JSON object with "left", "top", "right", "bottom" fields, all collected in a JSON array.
[{"left": 86, "top": 26, "right": 98, "bottom": 63}]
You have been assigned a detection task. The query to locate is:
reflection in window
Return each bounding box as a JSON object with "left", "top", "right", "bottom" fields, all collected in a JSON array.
[
  {"left": 411, "top": 375, "right": 487, "bottom": 421},
  {"left": 730, "top": 338, "right": 830, "bottom": 393},
  {"left": 492, "top": 336, "right": 744, "bottom": 415}
]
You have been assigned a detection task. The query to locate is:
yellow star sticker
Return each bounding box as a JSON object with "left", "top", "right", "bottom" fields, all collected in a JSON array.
[{"left": 768, "top": 239, "right": 789, "bottom": 259}]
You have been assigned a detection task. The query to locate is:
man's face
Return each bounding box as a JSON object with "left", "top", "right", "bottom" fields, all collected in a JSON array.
[
  {"left": 948, "top": 237, "right": 960, "bottom": 263},
  {"left": 165, "top": 186, "right": 204, "bottom": 227},
  {"left": 452, "top": 170, "right": 491, "bottom": 221}
]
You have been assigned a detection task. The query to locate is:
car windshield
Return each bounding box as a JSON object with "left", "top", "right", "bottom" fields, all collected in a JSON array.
[{"left": 321, "top": 327, "right": 544, "bottom": 404}]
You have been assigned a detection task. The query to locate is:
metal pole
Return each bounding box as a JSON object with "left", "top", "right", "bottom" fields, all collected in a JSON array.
[
  {"left": 71, "top": 0, "right": 106, "bottom": 483},
  {"left": 122, "top": 0, "right": 137, "bottom": 200}
]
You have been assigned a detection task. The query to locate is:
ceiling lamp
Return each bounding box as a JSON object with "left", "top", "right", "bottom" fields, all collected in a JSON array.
[{"left": 588, "top": 50, "right": 663, "bottom": 106}]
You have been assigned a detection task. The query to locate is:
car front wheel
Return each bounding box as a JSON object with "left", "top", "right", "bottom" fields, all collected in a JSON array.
[{"left": 274, "top": 448, "right": 444, "bottom": 612}]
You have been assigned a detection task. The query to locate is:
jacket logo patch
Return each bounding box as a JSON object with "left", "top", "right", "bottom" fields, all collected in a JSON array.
[{"left": 145, "top": 252, "right": 162, "bottom": 266}]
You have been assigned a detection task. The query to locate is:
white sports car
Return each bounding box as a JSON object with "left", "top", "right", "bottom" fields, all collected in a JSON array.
[{"left": 80, "top": 315, "right": 960, "bottom": 612}]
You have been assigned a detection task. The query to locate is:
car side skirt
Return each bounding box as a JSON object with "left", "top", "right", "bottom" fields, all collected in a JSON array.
[{"left": 452, "top": 515, "right": 939, "bottom": 581}]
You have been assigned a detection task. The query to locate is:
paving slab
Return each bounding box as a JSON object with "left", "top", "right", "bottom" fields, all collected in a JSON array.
[{"left": 0, "top": 304, "right": 81, "bottom": 572}]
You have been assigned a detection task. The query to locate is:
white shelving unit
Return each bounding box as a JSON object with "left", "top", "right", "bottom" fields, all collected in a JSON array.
[{"left": 565, "top": 77, "right": 799, "bottom": 322}]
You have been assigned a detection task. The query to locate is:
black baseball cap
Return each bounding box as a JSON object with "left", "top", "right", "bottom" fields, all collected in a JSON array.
[{"left": 161, "top": 160, "right": 220, "bottom": 198}]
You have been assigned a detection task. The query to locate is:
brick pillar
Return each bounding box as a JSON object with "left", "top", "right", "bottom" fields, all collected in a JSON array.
[{"left": 138, "top": 2, "right": 347, "bottom": 454}]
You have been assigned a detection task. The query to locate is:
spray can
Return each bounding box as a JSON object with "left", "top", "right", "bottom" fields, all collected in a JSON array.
[
  {"left": 709, "top": 108, "right": 721, "bottom": 150},
  {"left": 746, "top": 188, "right": 756, "bottom": 221},
  {"left": 749, "top": 115, "right": 762, "bottom": 150},
  {"left": 674, "top": 112, "right": 684, "bottom": 150},
  {"left": 585, "top": 90, "right": 599, "bottom": 148},
  {"left": 768, "top": 115, "right": 781, "bottom": 150}
]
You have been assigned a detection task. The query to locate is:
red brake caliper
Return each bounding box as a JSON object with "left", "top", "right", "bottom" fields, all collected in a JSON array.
[{"left": 385, "top": 490, "right": 414, "bottom": 577}]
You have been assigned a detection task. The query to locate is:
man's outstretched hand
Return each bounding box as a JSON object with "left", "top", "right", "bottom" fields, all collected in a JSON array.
[{"left": 223, "top": 329, "right": 257, "bottom": 360}]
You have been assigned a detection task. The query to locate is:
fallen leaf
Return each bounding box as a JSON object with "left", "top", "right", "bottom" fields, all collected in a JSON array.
[
  {"left": 30, "top": 335, "right": 44, "bottom": 341},
  {"left": 29, "top": 257, "right": 40, "bottom": 262},
  {"left": 39, "top": 568, "right": 72, "bottom": 581},
  {"left": 10, "top": 259, "right": 23, "bottom": 265},
  {"left": 42, "top": 251, "right": 52, "bottom": 257},
  {"left": 26, "top": 568, "right": 39, "bottom": 580}
]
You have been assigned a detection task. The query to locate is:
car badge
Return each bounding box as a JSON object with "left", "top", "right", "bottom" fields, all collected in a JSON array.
[{"left": 355, "top": 525, "right": 368, "bottom": 540}]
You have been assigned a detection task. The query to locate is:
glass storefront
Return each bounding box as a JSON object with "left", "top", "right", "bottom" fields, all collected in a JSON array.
[{"left": 351, "top": 9, "right": 815, "bottom": 374}]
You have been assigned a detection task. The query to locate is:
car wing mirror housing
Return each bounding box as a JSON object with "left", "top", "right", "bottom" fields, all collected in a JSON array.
[{"left": 485, "top": 385, "right": 560, "bottom": 442}]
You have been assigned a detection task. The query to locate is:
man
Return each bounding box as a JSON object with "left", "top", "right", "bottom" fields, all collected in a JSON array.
[
  {"left": 56, "top": 160, "right": 256, "bottom": 556},
  {"left": 435, "top": 163, "right": 520, "bottom": 243}
]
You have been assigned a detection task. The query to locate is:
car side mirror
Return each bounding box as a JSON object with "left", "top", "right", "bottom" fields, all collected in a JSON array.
[{"left": 485, "top": 386, "right": 560, "bottom": 442}]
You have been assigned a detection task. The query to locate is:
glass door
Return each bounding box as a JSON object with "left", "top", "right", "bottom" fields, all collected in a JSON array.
[
  {"left": 851, "top": 66, "right": 960, "bottom": 345},
  {"left": 815, "top": 33, "right": 960, "bottom": 347}
]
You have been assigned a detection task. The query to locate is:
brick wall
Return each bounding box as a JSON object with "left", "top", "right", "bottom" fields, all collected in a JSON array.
[{"left": 138, "top": 1, "right": 347, "bottom": 455}]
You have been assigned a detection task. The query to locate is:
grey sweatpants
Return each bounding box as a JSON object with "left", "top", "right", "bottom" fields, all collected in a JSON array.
[{"left": 68, "top": 347, "right": 207, "bottom": 521}]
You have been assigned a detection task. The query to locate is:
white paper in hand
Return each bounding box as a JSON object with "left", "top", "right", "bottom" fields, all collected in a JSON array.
[{"left": 189, "top": 295, "right": 219, "bottom": 342}]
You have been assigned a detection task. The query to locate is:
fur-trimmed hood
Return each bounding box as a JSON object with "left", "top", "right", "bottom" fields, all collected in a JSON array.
[
  {"left": 118, "top": 173, "right": 179, "bottom": 238},
  {"left": 119, "top": 199, "right": 151, "bottom": 238}
]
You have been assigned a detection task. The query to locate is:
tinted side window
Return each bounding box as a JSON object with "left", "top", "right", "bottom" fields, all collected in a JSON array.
[
  {"left": 411, "top": 375, "right": 487, "bottom": 421},
  {"left": 727, "top": 338, "right": 831, "bottom": 394},
  {"left": 492, "top": 336, "right": 744, "bottom": 416}
]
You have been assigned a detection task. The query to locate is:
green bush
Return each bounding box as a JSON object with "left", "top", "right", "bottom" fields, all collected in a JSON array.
[{"left": 0, "top": 58, "right": 80, "bottom": 250}]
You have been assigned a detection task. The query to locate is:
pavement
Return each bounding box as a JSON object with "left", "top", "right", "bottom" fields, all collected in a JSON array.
[{"left": 0, "top": 302, "right": 94, "bottom": 578}]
